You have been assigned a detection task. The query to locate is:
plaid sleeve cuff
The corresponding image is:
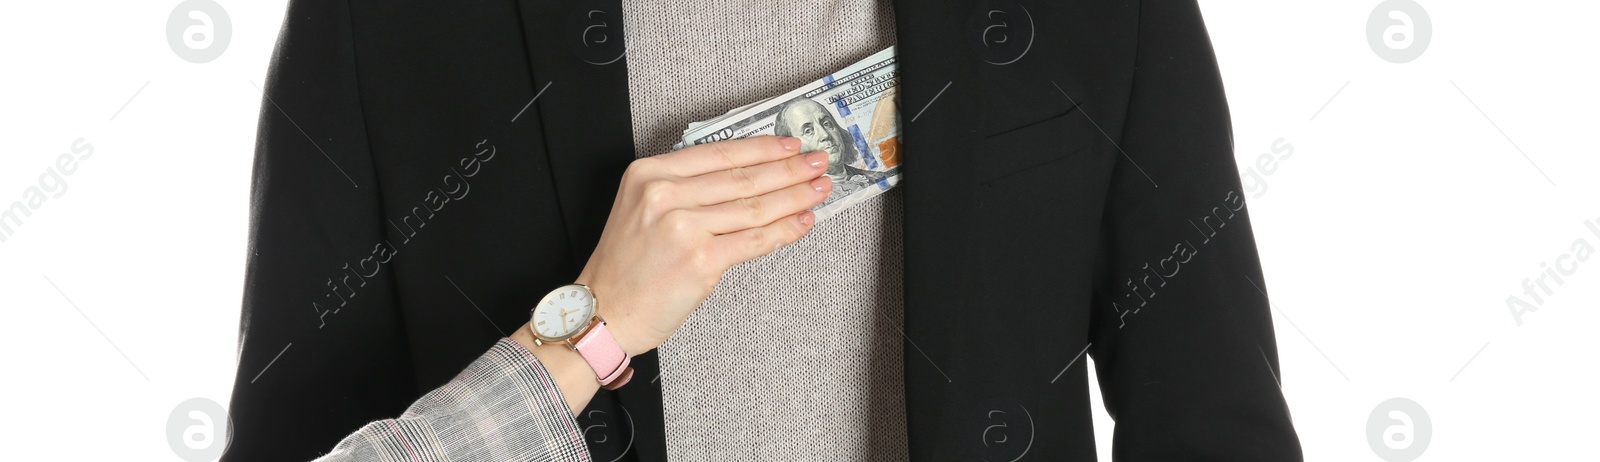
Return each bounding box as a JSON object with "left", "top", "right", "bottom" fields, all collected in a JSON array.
[{"left": 315, "top": 338, "right": 592, "bottom": 462}]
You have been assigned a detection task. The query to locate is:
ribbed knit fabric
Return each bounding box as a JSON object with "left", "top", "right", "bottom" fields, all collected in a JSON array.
[{"left": 619, "top": 1, "right": 908, "bottom": 460}]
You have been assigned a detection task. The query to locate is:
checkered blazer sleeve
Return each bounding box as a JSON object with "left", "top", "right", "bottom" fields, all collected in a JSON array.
[{"left": 312, "top": 339, "right": 592, "bottom": 462}]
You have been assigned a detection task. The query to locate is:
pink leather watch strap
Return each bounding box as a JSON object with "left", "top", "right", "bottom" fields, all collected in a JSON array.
[{"left": 572, "top": 320, "right": 633, "bottom": 390}]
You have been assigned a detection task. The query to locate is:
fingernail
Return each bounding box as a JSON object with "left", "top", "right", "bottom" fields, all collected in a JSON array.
[
  {"left": 799, "top": 212, "right": 815, "bottom": 227},
  {"left": 803, "top": 150, "right": 828, "bottom": 169},
  {"left": 810, "top": 176, "right": 832, "bottom": 192},
  {"left": 779, "top": 137, "right": 802, "bottom": 151}
]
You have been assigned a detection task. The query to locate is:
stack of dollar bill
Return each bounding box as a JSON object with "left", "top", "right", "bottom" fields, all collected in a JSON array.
[{"left": 675, "top": 46, "right": 902, "bottom": 222}]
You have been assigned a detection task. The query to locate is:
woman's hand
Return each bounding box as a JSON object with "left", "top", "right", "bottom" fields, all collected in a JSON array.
[{"left": 577, "top": 136, "right": 832, "bottom": 356}]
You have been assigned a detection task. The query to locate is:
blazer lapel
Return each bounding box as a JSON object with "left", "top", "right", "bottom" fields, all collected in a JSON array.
[
  {"left": 514, "top": 0, "right": 636, "bottom": 259},
  {"left": 895, "top": 0, "right": 986, "bottom": 256},
  {"left": 514, "top": 1, "right": 668, "bottom": 461},
  {"left": 893, "top": 0, "right": 987, "bottom": 450},
  {"left": 893, "top": 2, "right": 986, "bottom": 330}
]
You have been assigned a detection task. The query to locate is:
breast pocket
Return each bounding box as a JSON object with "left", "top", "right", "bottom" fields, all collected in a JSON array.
[
  {"left": 968, "top": 104, "right": 1116, "bottom": 299},
  {"left": 973, "top": 106, "right": 1103, "bottom": 185}
]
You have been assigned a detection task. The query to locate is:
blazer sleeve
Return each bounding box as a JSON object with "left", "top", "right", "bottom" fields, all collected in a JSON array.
[
  {"left": 1087, "top": 1, "right": 1303, "bottom": 460},
  {"left": 224, "top": 1, "right": 419, "bottom": 460},
  {"left": 312, "top": 339, "right": 591, "bottom": 462}
]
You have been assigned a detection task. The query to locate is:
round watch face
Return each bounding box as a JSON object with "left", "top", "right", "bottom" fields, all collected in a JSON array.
[{"left": 530, "top": 284, "right": 597, "bottom": 341}]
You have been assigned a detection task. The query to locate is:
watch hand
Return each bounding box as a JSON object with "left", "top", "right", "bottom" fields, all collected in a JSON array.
[{"left": 558, "top": 308, "right": 575, "bottom": 328}]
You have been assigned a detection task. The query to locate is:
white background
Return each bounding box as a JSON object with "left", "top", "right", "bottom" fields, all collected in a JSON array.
[{"left": 0, "top": 1, "right": 1594, "bottom": 460}]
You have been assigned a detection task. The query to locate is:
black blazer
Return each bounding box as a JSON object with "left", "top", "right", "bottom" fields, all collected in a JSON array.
[{"left": 225, "top": 0, "right": 1301, "bottom": 460}]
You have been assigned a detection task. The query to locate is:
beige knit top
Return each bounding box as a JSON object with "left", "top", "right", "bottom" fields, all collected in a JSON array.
[{"left": 619, "top": 0, "right": 908, "bottom": 459}]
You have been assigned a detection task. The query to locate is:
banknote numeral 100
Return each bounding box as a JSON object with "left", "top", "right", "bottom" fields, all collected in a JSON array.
[{"left": 693, "top": 127, "right": 736, "bottom": 145}]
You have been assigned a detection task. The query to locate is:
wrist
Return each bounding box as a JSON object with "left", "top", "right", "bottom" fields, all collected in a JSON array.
[
  {"left": 600, "top": 312, "right": 647, "bottom": 357},
  {"left": 574, "top": 279, "right": 649, "bottom": 357},
  {"left": 511, "top": 323, "right": 599, "bottom": 414}
]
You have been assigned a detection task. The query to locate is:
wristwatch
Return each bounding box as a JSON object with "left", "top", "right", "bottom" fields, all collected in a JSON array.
[{"left": 528, "top": 283, "right": 634, "bottom": 390}]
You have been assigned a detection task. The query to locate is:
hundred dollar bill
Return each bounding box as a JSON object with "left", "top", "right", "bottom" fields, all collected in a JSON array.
[{"left": 677, "top": 46, "right": 902, "bottom": 222}]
